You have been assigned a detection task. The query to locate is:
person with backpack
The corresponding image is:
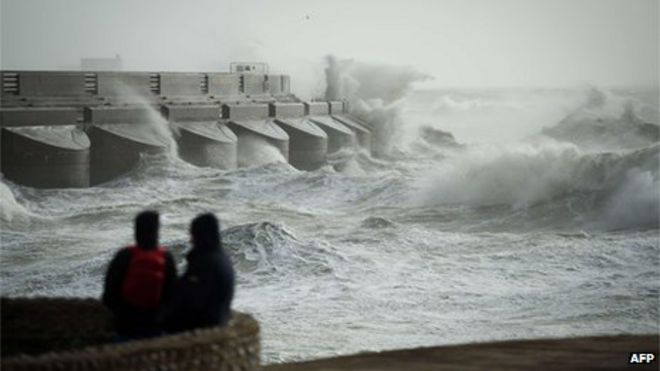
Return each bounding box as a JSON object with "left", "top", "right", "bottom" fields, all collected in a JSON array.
[
  {"left": 165, "top": 213, "right": 235, "bottom": 333},
  {"left": 102, "top": 210, "right": 177, "bottom": 340}
]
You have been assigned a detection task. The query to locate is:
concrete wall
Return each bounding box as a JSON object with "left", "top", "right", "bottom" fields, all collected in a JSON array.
[
  {"left": 84, "top": 106, "right": 156, "bottom": 124},
  {"left": 162, "top": 105, "right": 220, "bottom": 122},
  {"left": 160, "top": 73, "right": 204, "bottom": 97},
  {"left": 96, "top": 72, "right": 153, "bottom": 97},
  {"left": 269, "top": 102, "right": 304, "bottom": 118},
  {"left": 243, "top": 74, "right": 266, "bottom": 95},
  {"left": 222, "top": 104, "right": 269, "bottom": 120},
  {"left": 11, "top": 72, "right": 87, "bottom": 97},
  {"left": 208, "top": 73, "right": 240, "bottom": 96},
  {"left": 1, "top": 108, "right": 79, "bottom": 127},
  {"left": 305, "top": 102, "right": 329, "bottom": 116},
  {"left": 1, "top": 71, "right": 286, "bottom": 104}
]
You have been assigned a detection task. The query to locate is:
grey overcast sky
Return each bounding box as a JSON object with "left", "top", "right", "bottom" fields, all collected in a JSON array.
[{"left": 1, "top": 0, "right": 658, "bottom": 88}]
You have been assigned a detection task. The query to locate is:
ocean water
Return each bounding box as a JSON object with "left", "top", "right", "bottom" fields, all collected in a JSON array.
[{"left": 1, "top": 86, "right": 658, "bottom": 363}]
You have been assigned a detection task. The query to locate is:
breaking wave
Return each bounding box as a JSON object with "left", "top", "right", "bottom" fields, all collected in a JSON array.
[
  {"left": 416, "top": 139, "right": 658, "bottom": 231},
  {"left": 0, "top": 179, "right": 32, "bottom": 228},
  {"left": 222, "top": 222, "right": 340, "bottom": 281},
  {"left": 324, "top": 55, "right": 430, "bottom": 156},
  {"left": 237, "top": 135, "right": 287, "bottom": 167},
  {"left": 541, "top": 87, "right": 659, "bottom": 150}
]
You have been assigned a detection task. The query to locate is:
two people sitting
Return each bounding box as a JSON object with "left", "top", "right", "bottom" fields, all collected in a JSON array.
[{"left": 101, "top": 211, "right": 235, "bottom": 340}]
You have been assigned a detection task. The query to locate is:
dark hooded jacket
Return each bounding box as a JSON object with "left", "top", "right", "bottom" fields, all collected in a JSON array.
[{"left": 165, "top": 246, "right": 235, "bottom": 333}]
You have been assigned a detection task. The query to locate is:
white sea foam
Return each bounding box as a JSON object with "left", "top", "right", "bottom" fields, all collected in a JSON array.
[
  {"left": 0, "top": 180, "right": 31, "bottom": 227},
  {"left": 237, "top": 135, "right": 287, "bottom": 167}
]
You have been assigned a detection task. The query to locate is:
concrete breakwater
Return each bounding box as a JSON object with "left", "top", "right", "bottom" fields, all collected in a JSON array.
[{"left": 0, "top": 70, "right": 372, "bottom": 188}]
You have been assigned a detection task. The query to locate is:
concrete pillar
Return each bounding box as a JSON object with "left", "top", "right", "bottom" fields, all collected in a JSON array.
[
  {"left": 1, "top": 108, "right": 89, "bottom": 188},
  {"left": 325, "top": 101, "right": 371, "bottom": 151},
  {"left": 267, "top": 75, "right": 282, "bottom": 95},
  {"left": 308, "top": 116, "right": 355, "bottom": 154},
  {"left": 223, "top": 104, "right": 289, "bottom": 162},
  {"left": 271, "top": 103, "right": 327, "bottom": 170},
  {"left": 328, "top": 101, "right": 344, "bottom": 115},
  {"left": 162, "top": 105, "right": 237, "bottom": 169},
  {"left": 331, "top": 115, "right": 372, "bottom": 152},
  {"left": 308, "top": 103, "right": 355, "bottom": 153},
  {"left": 281, "top": 76, "right": 291, "bottom": 94},
  {"left": 85, "top": 106, "right": 170, "bottom": 184},
  {"left": 1, "top": 126, "right": 90, "bottom": 188},
  {"left": 174, "top": 123, "right": 237, "bottom": 169}
]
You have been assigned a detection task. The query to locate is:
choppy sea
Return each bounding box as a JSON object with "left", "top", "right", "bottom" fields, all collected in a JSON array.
[{"left": 2, "top": 86, "right": 658, "bottom": 363}]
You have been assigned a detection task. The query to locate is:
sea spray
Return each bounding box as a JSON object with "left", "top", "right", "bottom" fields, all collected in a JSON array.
[
  {"left": 598, "top": 167, "right": 660, "bottom": 230},
  {"left": 542, "top": 86, "right": 660, "bottom": 150},
  {"left": 237, "top": 135, "right": 287, "bottom": 167},
  {"left": 111, "top": 83, "right": 181, "bottom": 162},
  {"left": 324, "top": 56, "right": 430, "bottom": 156}
]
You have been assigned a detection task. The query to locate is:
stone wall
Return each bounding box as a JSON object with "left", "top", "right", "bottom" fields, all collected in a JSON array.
[{"left": 1, "top": 297, "right": 261, "bottom": 371}]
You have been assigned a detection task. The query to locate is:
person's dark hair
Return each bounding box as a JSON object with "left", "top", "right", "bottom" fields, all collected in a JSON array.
[
  {"left": 190, "top": 213, "right": 221, "bottom": 250},
  {"left": 135, "top": 210, "right": 159, "bottom": 250}
]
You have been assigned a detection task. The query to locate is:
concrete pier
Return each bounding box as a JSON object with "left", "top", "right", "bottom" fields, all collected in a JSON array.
[
  {"left": 85, "top": 106, "right": 170, "bottom": 184},
  {"left": 271, "top": 103, "right": 327, "bottom": 170},
  {"left": 163, "top": 105, "right": 238, "bottom": 169},
  {"left": 1, "top": 70, "right": 371, "bottom": 187},
  {"left": 307, "top": 102, "right": 355, "bottom": 153},
  {"left": 224, "top": 104, "right": 290, "bottom": 162}
]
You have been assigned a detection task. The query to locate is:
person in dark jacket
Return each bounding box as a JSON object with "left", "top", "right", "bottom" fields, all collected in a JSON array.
[
  {"left": 165, "top": 213, "right": 235, "bottom": 333},
  {"left": 102, "top": 210, "right": 177, "bottom": 340}
]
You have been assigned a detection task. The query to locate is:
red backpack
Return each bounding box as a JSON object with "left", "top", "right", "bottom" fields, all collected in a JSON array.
[{"left": 121, "top": 246, "right": 167, "bottom": 310}]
